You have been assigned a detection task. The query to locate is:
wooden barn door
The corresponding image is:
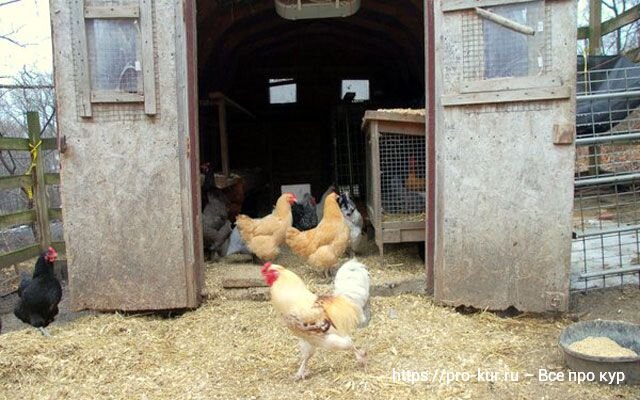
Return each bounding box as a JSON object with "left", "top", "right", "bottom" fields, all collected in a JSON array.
[
  {"left": 50, "top": 0, "right": 203, "bottom": 311},
  {"left": 432, "top": 0, "right": 577, "bottom": 312}
]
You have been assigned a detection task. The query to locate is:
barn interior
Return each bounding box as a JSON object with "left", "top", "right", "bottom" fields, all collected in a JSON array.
[{"left": 196, "top": 0, "right": 425, "bottom": 217}]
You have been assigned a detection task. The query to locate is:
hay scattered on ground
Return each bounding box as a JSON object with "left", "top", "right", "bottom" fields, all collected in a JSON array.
[
  {"left": 1, "top": 291, "right": 637, "bottom": 399},
  {"left": 205, "top": 241, "right": 426, "bottom": 300},
  {"left": 1, "top": 240, "right": 636, "bottom": 399}
]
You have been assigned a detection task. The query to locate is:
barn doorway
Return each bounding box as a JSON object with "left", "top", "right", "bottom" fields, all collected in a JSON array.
[{"left": 195, "top": 0, "right": 427, "bottom": 262}]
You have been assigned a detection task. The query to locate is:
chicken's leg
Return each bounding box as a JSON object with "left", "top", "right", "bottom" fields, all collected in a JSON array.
[
  {"left": 353, "top": 345, "right": 367, "bottom": 372},
  {"left": 323, "top": 333, "right": 367, "bottom": 371},
  {"left": 294, "top": 340, "right": 316, "bottom": 381},
  {"left": 38, "top": 327, "right": 51, "bottom": 337}
]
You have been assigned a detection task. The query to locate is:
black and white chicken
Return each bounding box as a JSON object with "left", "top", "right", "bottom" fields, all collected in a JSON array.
[{"left": 337, "top": 192, "right": 364, "bottom": 256}]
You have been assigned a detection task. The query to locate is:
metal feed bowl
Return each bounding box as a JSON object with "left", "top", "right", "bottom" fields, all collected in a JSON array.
[{"left": 559, "top": 320, "right": 640, "bottom": 385}]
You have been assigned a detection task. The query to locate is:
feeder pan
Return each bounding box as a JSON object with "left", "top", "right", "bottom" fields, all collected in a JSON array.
[
  {"left": 275, "top": 0, "right": 361, "bottom": 20},
  {"left": 559, "top": 320, "right": 640, "bottom": 385}
]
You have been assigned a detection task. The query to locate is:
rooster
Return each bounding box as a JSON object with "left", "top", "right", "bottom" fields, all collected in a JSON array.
[
  {"left": 13, "top": 247, "right": 62, "bottom": 336},
  {"left": 235, "top": 192, "right": 297, "bottom": 261},
  {"left": 286, "top": 192, "right": 350, "bottom": 278},
  {"left": 261, "top": 259, "right": 370, "bottom": 380}
]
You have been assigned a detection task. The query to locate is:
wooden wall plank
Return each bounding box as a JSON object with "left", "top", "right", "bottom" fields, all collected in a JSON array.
[
  {"left": 442, "top": 86, "right": 571, "bottom": 106},
  {"left": 140, "top": 0, "right": 157, "bottom": 115},
  {"left": 84, "top": 5, "right": 139, "bottom": 18},
  {"left": 73, "top": 0, "right": 92, "bottom": 117},
  {"left": 461, "top": 75, "right": 562, "bottom": 93},
  {"left": 91, "top": 91, "right": 144, "bottom": 103}
]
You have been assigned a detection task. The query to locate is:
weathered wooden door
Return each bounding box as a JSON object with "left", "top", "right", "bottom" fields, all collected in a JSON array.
[
  {"left": 50, "top": 0, "right": 203, "bottom": 310},
  {"left": 433, "top": 0, "right": 576, "bottom": 312}
]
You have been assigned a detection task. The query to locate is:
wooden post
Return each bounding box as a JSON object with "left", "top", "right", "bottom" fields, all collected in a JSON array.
[
  {"left": 588, "top": 0, "right": 602, "bottom": 176},
  {"left": 589, "top": 0, "right": 602, "bottom": 55},
  {"left": 26, "top": 111, "right": 51, "bottom": 251},
  {"left": 217, "top": 101, "right": 230, "bottom": 177}
]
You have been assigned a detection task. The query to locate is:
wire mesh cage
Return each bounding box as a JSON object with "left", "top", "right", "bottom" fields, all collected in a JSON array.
[
  {"left": 86, "top": 19, "right": 143, "bottom": 94},
  {"left": 573, "top": 56, "right": 640, "bottom": 290},
  {"left": 364, "top": 110, "right": 426, "bottom": 256}
]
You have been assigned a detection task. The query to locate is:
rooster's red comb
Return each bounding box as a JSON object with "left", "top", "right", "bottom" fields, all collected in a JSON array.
[{"left": 261, "top": 262, "right": 272, "bottom": 274}]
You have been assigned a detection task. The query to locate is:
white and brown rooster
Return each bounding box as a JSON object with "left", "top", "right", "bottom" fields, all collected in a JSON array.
[{"left": 261, "top": 259, "right": 370, "bottom": 380}]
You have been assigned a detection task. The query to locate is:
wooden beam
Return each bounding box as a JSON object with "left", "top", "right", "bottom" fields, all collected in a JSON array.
[
  {"left": 0, "top": 244, "right": 41, "bottom": 270},
  {"left": 578, "top": 5, "right": 640, "bottom": 41},
  {"left": 91, "top": 91, "right": 144, "bottom": 103},
  {"left": 73, "top": 0, "right": 92, "bottom": 117},
  {"left": 48, "top": 208, "right": 63, "bottom": 220},
  {"left": 217, "top": 101, "right": 230, "bottom": 177},
  {"left": 577, "top": 26, "right": 589, "bottom": 40},
  {"left": 474, "top": 7, "right": 534, "bottom": 35},
  {"left": 84, "top": 5, "right": 139, "bottom": 18},
  {"left": 625, "top": 46, "right": 640, "bottom": 62},
  {"left": 44, "top": 173, "right": 61, "bottom": 185},
  {"left": 601, "top": 4, "right": 640, "bottom": 36},
  {"left": 0, "top": 210, "right": 36, "bottom": 229},
  {"left": 0, "top": 137, "right": 30, "bottom": 151},
  {"left": 140, "top": 0, "right": 157, "bottom": 115},
  {"left": 27, "top": 111, "right": 52, "bottom": 252},
  {"left": 442, "top": 86, "right": 571, "bottom": 106},
  {"left": 0, "top": 175, "right": 32, "bottom": 190},
  {"left": 461, "top": 75, "right": 562, "bottom": 94},
  {"left": 41, "top": 138, "right": 58, "bottom": 150},
  {"left": 589, "top": 0, "right": 602, "bottom": 55},
  {"left": 51, "top": 241, "right": 66, "bottom": 254}
]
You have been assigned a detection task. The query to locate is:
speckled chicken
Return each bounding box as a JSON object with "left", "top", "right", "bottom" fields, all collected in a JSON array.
[
  {"left": 337, "top": 192, "right": 364, "bottom": 256},
  {"left": 292, "top": 193, "right": 318, "bottom": 231}
]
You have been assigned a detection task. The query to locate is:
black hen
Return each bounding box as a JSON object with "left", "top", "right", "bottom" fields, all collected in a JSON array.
[
  {"left": 292, "top": 193, "right": 318, "bottom": 231},
  {"left": 14, "top": 247, "right": 62, "bottom": 336}
]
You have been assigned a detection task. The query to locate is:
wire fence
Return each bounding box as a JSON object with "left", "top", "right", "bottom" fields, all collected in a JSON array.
[{"left": 573, "top": 60, "right": 640, "bottom": 291}]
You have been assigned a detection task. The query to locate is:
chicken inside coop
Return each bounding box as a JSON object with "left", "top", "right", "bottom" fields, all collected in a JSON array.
[{"left": 194, "top": 0, "right": 425, "bottom": 262}]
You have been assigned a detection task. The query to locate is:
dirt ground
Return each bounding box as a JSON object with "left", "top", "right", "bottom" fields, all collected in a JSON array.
[{"left": 0, "top": 242, "right": 638, "bottom": 400}]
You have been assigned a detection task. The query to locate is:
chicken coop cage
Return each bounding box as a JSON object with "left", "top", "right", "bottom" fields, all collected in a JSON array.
[{"left": 363, "top": 109, "right": 426, "bottom": 256}]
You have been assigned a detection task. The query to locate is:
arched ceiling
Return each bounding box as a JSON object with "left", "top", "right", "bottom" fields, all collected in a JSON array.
[{"left": 196, "top": 0, "right": 424, "bottom": 102}]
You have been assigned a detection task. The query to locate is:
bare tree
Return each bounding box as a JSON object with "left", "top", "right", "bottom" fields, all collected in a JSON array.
[
  {"left": 0, "top": 67, "right": 57, "bottom": 215},
  {"left": 600, "top": 0, "right": 640, "bottom": 55},
  {"left": 0, "top": 0, "right": 28, "bottom": 48}
]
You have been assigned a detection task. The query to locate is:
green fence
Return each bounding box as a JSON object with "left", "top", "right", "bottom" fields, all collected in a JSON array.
[{"left": 0, "top": 111, "right": 64, "bottom": 270}]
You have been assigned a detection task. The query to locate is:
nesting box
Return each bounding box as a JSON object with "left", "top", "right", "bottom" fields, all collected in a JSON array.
[{"left": 363, "top": 110, "right": 426, "bottom": 256}]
